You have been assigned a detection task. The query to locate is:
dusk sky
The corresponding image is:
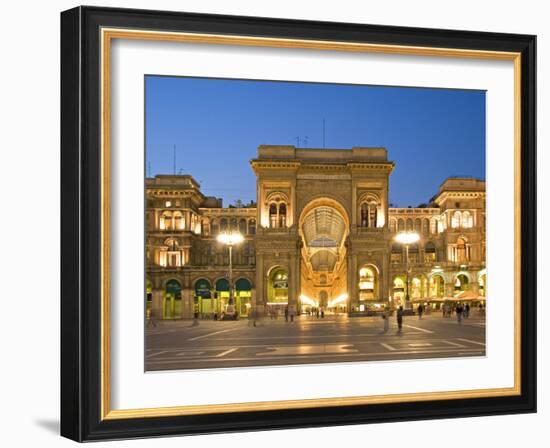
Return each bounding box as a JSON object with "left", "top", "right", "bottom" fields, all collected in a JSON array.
[{"left": 145, "top": 76, "right": 485, "bottom": 207}]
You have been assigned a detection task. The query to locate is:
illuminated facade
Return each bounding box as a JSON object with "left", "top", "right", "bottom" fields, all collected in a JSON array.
[{"left": 146, "top": 145, "right": 486, "bottom": 319}]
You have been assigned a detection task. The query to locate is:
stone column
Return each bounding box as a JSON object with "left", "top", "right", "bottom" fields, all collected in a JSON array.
[
  {"left": 444, "top": 282, "right": 454, "bottom": 298},
  {"left": 288, "top": 254, "right": 298, "bottom": 319},
  {"left": 251, "top": 288, "right": 257, "bottom": 307},
  {"left": 347, "top": 253, "right": 358, "bottom": 312},
  {"left": 186, "top": 211, "right": 191, "bottom": 230},
  {"left": 181, "top": 288, "right": 193, "bottom": 319},
  {"left": 295, "top": 253, "right": 301, "bottom": 313},
  {"left": 380, "top": 252, "right": 389, "bottom": 302},
  {"left": 346, "top": 252, "right": 353, "bottom": 312},
  {"left": 152, "top": 289, "right": 164, "bottom": 320},
  {"left": 255, "top": 253, "right": 265, "bottom": 316}
]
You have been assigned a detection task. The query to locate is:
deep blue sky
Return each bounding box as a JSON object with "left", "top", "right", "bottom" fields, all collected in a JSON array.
[{"left": 145, "top": 76, "right": 485, "bottom": 207}]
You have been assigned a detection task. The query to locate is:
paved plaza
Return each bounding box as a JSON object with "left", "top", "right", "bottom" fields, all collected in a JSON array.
[{"left": 145, "top": 313, "right": 486, "bottom": 371}]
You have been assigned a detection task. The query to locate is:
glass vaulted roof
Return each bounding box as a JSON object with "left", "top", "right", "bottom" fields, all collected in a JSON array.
[{"left": 302, "top": 206, "right": 347, "bottom": 272}]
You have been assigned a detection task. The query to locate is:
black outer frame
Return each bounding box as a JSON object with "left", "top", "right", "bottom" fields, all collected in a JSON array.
[{"left": 60, "top": 6, "right": 537, "bottom": 442}]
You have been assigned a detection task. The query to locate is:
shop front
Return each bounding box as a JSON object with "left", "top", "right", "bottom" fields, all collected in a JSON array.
[
  {"left": 164, "top": 279, "right": 182, "bottom": 319},
  {"left": 235, "top": 278, "right": 252, "bottom": 317},
  {"left": 215, "top": 278, "right": 230, "bottom": 316},
  {"left": 266, "top": 268, "right": 288, "bottom": 317},
  {"left": 194, "top": 278, "right": 213, "bottom": 318}
]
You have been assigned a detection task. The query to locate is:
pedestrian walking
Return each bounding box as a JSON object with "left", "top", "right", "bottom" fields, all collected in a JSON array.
[
  {"left": 320, "top": 308, "right": 325, "bottom": 318},
  {"left": 465, "top": 303, "right": 470, "bottom": 318},
  {"left": 289, "top": 306, "right": 295, "bottom": 323},
  {"left": 456, "top": 304, "right": 463, "bottom": 323},
  {"left": 417, "top": 304, "right": 424, "bottom": 320},
  {"left": 396, "top": 306, "right": 404, "bottom": 332},
  {"left": 284, "top": 305, "right": 289, "bottom": 322}
]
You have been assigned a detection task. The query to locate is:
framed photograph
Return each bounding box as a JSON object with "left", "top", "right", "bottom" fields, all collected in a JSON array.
[{"left": 60, "top": 6, "right": 536, "bottom": 441}]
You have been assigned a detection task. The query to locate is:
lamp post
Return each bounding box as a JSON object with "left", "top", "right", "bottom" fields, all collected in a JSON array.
[
  {"left": 217, "top": 231, "right": 244, "bottom": 317},
  {"left": 394, "top": 231, "right": 420, "bottom": 309}
]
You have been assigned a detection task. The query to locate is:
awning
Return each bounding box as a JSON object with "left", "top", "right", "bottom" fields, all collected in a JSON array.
[
  {"left": 411, "top": 297, "right": 445, "bottom": 302},
  {"left": 194, "top": 278, "right": 211, "bottom": 298},
  {"left": 215, "top": 278, "right": 230, "bottom": 292},
  {"left": 235, "top": 278, "right": 252, "bottom": 291}
]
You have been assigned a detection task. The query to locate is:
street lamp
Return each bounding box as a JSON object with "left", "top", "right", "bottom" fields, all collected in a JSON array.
[
  {"left": 217, "top": 231, "right": 244, "bottom": 317},
  {"left": 394, "top": 231, "right": 420, "bottom": 309}
]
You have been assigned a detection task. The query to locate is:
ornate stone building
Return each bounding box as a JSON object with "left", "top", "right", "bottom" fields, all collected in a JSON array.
[{"left": 146, "top": 145, "right": 486, "bottom": 319}]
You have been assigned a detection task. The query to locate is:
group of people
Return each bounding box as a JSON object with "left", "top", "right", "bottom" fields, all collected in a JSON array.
[
  {"left": 441, "top": 302, "right": 471, "bottom": 322},
  {"left": 306, "top": 307, "right": 325, "bottom": 319}
]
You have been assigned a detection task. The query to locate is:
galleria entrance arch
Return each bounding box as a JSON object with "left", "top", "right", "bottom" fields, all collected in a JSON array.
[{"left": 298, "top": 197, "right": 350, "bottom": 313}]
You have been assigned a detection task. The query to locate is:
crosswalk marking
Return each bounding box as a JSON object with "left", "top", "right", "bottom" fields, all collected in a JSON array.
[
  {"left": 380, "top": 343, "right": 396, "bottom": 351},
  {"left": 457, "top": 338, "right": 486, "bottom": 346}
]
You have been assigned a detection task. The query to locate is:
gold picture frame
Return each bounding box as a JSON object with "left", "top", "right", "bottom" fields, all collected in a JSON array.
[{"left": 61, "top": 6, "right": 536, "bottom": 441}]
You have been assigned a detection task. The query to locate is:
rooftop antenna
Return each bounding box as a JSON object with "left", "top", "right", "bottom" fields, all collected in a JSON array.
[
  {"left": 173, "top": 144, "right": 176, "bottom": 175},
  {"left": 322, "top": 118, "right": 326, "bottom": 148}
]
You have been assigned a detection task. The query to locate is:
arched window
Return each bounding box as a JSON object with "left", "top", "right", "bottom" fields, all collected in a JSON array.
[
  {"left": 268, "top": 202, "right": 288, "bottom": 228},
  {"left": 422, "top": 218, "right": 430, "bottom": 235},
  {"left": 429, "top": 275, "right": 445, "bottom": 298},
  {"left": 408, "top": 243, "right": 419, "bottom": 263},
  {"left": 370, "top": 203, "right": 378, "bottom": 227},
  {"left": 424, "top": 241, "right": 437, "bottom": 263},
  {"left": 201, "top": 219, "right": 210, "bottom": 236},
  {"left": 456, "top": 237, "right": 468, "bottom": 262},
  {"left": 230, "top": 218, "right": 238, "bottom": 232},
  {"left": 455, "top": 274, "right": 469, "bottom": 292},
  {"left": 389, "top": 218, "right": 397, "bottom": 233},
  {"left": 397, "top": 219, "right": 405, "bottom": 231},
  {"left": 430, "top": 217, "right": 438, "bottom": 234},
  {"left": 160, "top": 211, "right": 172, "bottom": 230},
  {"left": 220, "top": 218, "right": 228, "bottom": 232},
  {"left": 392, "top": 276, "right": 406, "bottom": 305},
  {"left": 279, "top": 203, "right": 287, "bottom": 227},
  {"left": 164, "top": 238, "right": 181, "bottom": 267},
  {"left": 438, "top": 217, "right": 446, "bottom": 233},
  {"left": 452, "top": 211, "right": 462, "bottom": 228},
  {"left": 391, "top": 243, "right": 402, "bottom": 264},
  {"left": 269, "top": 203, "right": 277, "bottom": 228},
  {"left": 165, "top": 238, "right": 178, "bottom": 251},
  {"left": 248, "top": 219, "right": 256, "bottom": 235},
  {"left": 173, "top": 211, "right": 184, "bottom": 230},
  {"left": 239, "top": 218, "right": 247, "bottom": 235},
  {"left": 414, "top": 218, "right": 422, "bottom": 233},
  {"left": 406, "top": 218, "right": 413, "bottom": 231},
  {"left": 360, "top": 199, "right": 379, "bottom": 228},
  {"left": 211, "top": 219, "right": 219, "bottom": 236},
  {"left": 411, "top": 277, "right": 423, "bottom": 299},
  {"left": 360, "top": 203, "right": 368, "bottom": 227},
  {"left": 247, "top": 242, "right": 255, "bottom": 265},
  {"left": 268, "top": 268, "right": 289, "bottom": 303},
  {"left": 462, "top": 211, "right": 473, "bottom": 228},
  {"left": 358, "top": 266, "right": 378, "bottom": 300}
]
